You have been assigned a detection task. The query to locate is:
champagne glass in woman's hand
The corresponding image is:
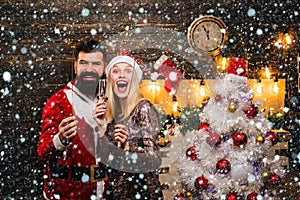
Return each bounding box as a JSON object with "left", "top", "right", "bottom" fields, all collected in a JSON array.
[
  {"left": 93, "top": 79, "right": 108, "bottom": 127},
  {"left": 98, "top": 78, "right": 108, "bottom": 102}
]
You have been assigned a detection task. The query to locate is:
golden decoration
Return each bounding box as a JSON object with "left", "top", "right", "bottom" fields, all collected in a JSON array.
[{"left": 228, "top": 101, "right": 237, "bottom": 112}]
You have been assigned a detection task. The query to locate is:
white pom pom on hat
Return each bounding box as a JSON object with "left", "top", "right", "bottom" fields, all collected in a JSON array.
[
  {"left": 105, "top": 55, "right": 143, "bottom": 82},
  {"left": 236, "top": 67, "right": 245, "bottom": 75}
]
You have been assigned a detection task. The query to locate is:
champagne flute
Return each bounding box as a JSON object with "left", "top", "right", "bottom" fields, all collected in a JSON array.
[
  {"left": 98, "top": 78, "right": 107, "bottom": 102},
  {"left": 98, "top": 79, "right": 127, "bottom": 148},
  {"left": 97, "top": 78, "right": 108, "bottom": 130}
]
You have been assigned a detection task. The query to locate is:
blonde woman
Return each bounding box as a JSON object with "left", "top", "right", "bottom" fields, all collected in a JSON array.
[{"left": 93, "top": 54, "right": 163, "bottom": 199}]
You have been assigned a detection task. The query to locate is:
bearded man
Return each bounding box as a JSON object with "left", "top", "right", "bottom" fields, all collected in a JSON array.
[{"left": 37, "top": 39, "right": 113, "bottom": 200}]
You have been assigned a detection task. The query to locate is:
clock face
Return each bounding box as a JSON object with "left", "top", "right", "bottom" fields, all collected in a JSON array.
[{"left": 188, "top": 16, "right": 227, "bottom": 56}]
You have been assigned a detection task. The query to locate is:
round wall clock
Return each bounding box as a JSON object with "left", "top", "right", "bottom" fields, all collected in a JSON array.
[{"left": 187, "top": 15, "right": 228, "bottom": 56}]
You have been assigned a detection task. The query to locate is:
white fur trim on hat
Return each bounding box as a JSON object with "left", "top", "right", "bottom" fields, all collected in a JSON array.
[{"left": 106, "top": 55, "right": 143, "bottom": 82}]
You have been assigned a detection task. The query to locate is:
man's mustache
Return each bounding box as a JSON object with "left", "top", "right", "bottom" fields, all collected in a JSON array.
[{"left": 80, "top": 71, "right": 99, "bottom": 80}]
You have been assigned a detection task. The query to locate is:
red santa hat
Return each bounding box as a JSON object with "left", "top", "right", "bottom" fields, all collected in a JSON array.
[
  {"left": 117, "top": 49, "right": 150, "bottom": 75},
  {"left": 154, "top": 55, "right": 183, "bottom": 93},
  {"left": 106, "top": 49, "right": 145, "bottom": 82},
  {"left": 227, "top": 57, "right": 247, "bottom": 77}
]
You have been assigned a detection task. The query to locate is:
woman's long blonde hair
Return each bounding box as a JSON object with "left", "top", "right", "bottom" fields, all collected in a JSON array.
[{"left": 106, "top": 66, "right": 143, "bottom": 122}]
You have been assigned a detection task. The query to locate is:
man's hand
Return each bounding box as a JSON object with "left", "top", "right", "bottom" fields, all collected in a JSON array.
[{"left": 58, "top": 116, "right": 78, "bottom": 143}]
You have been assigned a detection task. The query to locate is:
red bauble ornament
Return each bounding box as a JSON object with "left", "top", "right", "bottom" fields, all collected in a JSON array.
[
  {"left": 206, "top": 133, "right": 221, "bottom": 147},
  {"left": 232, "top": 132, "right": 248, "bottom": 147},
  {"left": 174, "top": 193, "right": 186, "bottom": 200},
  {"left": 269, "top": 173, "right": 281, "bottom": 186},
  {"left": 226, "top": 192, "right": 238, "bottom": 200},
  {"left": 215, "top": 94, "right": 222, "bottom": 102},
  {"left": 186, "top": 147, "right": 197, "bottom": 161},
  {"left": 194, "top": 175, "right": 209, "bottom": 190},
  {"left": 216, "top": 159, "right": 231, "bottom": 174},
  {"left": 247, "top": 192, "right": 258, "bottom": 200},
  {"left": 265, "top": 131, "right": 279, "bottom": 145},
  {"left": 244, "top": 104, "right": 258, "bottom": 118},
  {"left": 198, "top": 123, "right": 210, "bottom": 131}
]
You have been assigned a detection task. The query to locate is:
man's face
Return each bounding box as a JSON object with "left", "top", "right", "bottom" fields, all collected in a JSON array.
[{"left": 74, "top": 51, "right": 105, "bottom": 96}]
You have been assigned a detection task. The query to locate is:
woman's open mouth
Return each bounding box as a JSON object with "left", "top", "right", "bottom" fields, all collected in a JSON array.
[{"left": 116, "top": 80, "right": 128, "bottom": 92}]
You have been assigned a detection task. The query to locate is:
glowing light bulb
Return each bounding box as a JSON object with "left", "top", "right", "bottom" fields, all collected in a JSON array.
[
  {"left": 150, "top": 82, "right": 160, "bottom": 93},
  {"left": 199, "top": 79, "right": 207, "bottom": 97},
  {"left": 200, "top": 86, "right": 206, "bottom": 97},
  {"left": 172, "top": 101, "right": 178, "bottom": 112},
  {"left": 171, "top": 95, "right": 181, "bottom": 117},
  {"left": 273, "top": 75, "right": 279, "bottom": 93},
  {"left": 257, "top": 83, "right": 263, "bottom": 94},
  {"left": 284, "top": 34, "right": 292, "bottom": 45},
  {"left": 221, "top": 57, "right": 227, "bottom": 71},
  {"left": 215, "top": 56, "right": 229, "bottom": 73},
  {"left": 256, "top": 78, "right": 263, "bottom": 95},
  {"left": 273, "top": 82, "right": 279, "bottom": 93},
  {"left": 265, "top": 67, "right": 271, "bottom": 79}
]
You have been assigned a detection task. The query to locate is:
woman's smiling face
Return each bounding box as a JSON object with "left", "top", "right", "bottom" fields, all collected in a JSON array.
[{"left": 110, "top": 62, "right": 134, "bottom": 99}]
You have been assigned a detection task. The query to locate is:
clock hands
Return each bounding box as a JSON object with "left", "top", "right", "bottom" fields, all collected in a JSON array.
[
  {"left": 202, "top": 25, "right": 210, "bottom": 40},
  {"left": 188, "top": 16, "right": 227, "bottom": 55}
]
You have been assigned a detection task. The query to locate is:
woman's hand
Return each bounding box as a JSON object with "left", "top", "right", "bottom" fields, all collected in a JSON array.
[
  {"left": 114, "top": 124, "right": 129, "bottom": 146},
  {"left": 93, "top": 100, "right": 108, "bottom": 126}
]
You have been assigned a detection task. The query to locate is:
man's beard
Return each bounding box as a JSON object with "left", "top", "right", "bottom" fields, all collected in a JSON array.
[{"left": 75, "top": 71, "right": 100, "bottom": 96}]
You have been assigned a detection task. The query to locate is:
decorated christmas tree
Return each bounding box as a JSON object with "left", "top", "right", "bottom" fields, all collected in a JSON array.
[{"left": 176, "top": 58, "right": 286, "bottom": 200}]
